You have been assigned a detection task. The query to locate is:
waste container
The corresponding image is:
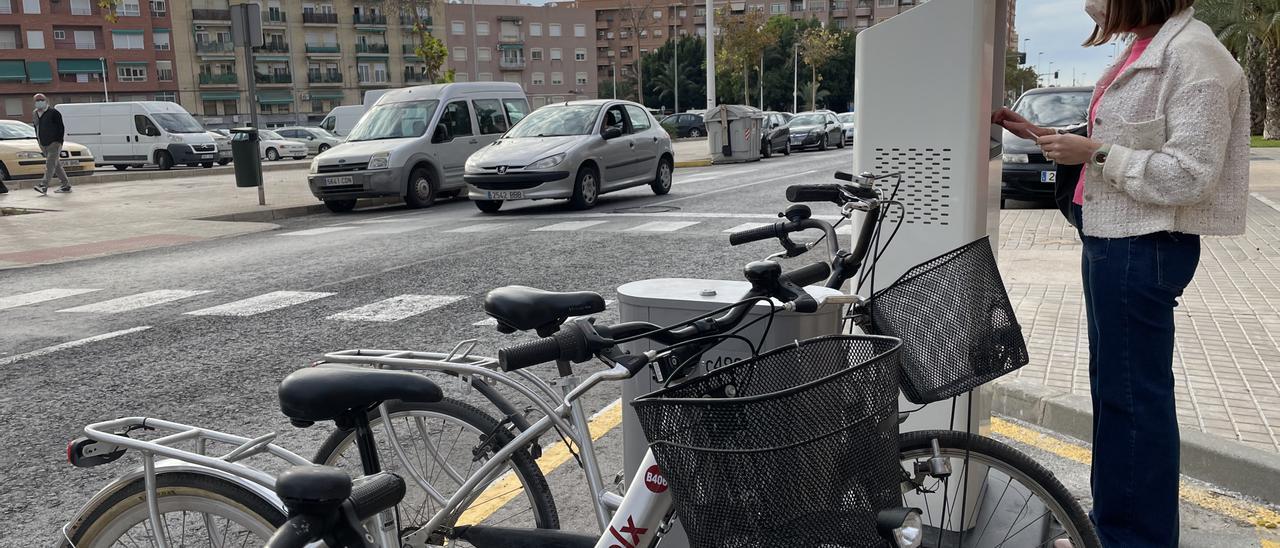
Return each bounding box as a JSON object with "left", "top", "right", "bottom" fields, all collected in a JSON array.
[
  {"left": 617, "top": 277, "right": 844, "bottom": 547},
  {"left": 704, "top": 105, "right": 764, "bottom": 164},
  {"left": 230, "top": 127, "right": 263, "bottom": 188}
]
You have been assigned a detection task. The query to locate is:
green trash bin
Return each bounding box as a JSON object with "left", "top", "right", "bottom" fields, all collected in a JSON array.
[{"left": 230, "top": 127, "right": 263, "bottom": 188}]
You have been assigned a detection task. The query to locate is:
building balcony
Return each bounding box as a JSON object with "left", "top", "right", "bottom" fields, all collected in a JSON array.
[
  {"left": 693, "top": 16, "right": 705, "bottom": 23},
  {"left": 499, "top": 59, "right": 525, "bottom": 70},
  {"left": 357, "top": 78, "right": 389, "bottom": 87},
  {"left": 263, "top": 11, "right": 287, "bottom": 24},
  {"left": 308, "top": 72, "right": 342, "bottom": 84},
  {"left": 191, "top": 8, "right": 231, "bottom": 21},
  {"left": 831, "top": 8, "right": 848, "bottom": 16},
  {"left": 596, "top": 19, "right": 612, "bottom": 28},
  {"left": 196, "top": 41, "right": 236, "bottom": 54},
  {"left": 855, "top": 5, "right": 872, "bottom": 15},
  {"left": 355, "top": 43, "right": 389, "bottom": 54},
  {"left": 255, "top": 42, "right": 289, "bottom": 53},
  {"left": 404, "top": 72, "right": 428, "bottom": 83},
  {"left": 401, "top": 43, "right": 419, "bottom": 55},
  {"left": 400, "top": 14, "right": 432, "bottom": 26},
  {"left": 199, "top": 73, "right": 238, "bottom": 85},
  {"left": 498, "top": 34, "right": 523, "bottom": 44},
  {"left": 305, "top": 43, "right": 341, "bottom": 53},
  {"left": 302, "top": 12, "right": 338, "bottom": 24},
  {"left": 352, "top": 13, "right": 386, "bottom": 25},
  {"left": 255, "top": 72, "right": 292, "bottom": 84}
]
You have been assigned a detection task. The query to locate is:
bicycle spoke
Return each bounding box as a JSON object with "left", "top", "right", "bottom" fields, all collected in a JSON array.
[{"left": 974, "top": 476, "right": 1015, "bottom": 546}]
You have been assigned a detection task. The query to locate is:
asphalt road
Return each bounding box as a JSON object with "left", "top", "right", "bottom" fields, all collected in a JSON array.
[{"left": 0, "top": 147, "right": 1270, "bottom": 545}]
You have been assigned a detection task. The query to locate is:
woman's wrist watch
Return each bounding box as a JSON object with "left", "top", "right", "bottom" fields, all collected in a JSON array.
[{"left": 1091, "top": 144, "right": 1112, "bottom": 168}]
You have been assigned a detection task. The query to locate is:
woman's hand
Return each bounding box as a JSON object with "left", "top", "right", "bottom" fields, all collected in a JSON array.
[
  {"left": 1037, "top": 133, "right": 1104, "bottom": 166},
  {"left": 992, "top": 107, "right": 1049, "bottom": 140}
]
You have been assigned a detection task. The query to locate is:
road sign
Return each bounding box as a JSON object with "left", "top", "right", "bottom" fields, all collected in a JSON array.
[{"left": 230, "top": 3, "right": 263, "bottom": 48}]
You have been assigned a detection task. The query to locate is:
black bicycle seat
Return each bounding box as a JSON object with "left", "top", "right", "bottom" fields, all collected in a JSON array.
[
  {"left": 483, "top": 286, "right": 606, "bottom": 333},
  {"left": 278, "top": 365, "right": 443, "bottom": 424}
]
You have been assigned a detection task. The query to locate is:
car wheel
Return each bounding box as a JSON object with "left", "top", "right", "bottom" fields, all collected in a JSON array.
[
  {"left": 218, "top": 159, "right": 231, "bottom": 166},
  {"left": 836, "top": 133, "right": 845, "bottom": 149},
  {"left": 688, "top": 127, "right": 703, "bottom": 138},
  {"left": 763, "top": 140, "right": 772, "bottom": 158},
  {"left": 265, "top": 148, "right": 280, "bottom": 161},
  {"left": 156, "top": 151, "right": 174, "bottom": 171},
  {"left": 403, "top": 166, "right": 437, "bottom": 209},
  {"left": 202, "top": 162, "right": 214, "bottom": 168},
  {"left": 650, "top": 156, "right": 673, "bottom": 196},
  {"left": 114, "top": 164, "right": 129, "bottom": 171},
  {"left": 318, "top": 144, "right": 330, "bottom": 154},
  {"left": 475, "top": 199, "right": 503, "bottom": 213},
  {"left": 817, "top": 135, "right": 827, "bottom": 152},
  {"left": 569, "top": 165, "right": 600, "bottom": 210},
  {"left": 324, "top": 199, "right": 357, "bottom": 213},
  {"left": 783, "top": 141, "right": 791, "bottom": 156}
]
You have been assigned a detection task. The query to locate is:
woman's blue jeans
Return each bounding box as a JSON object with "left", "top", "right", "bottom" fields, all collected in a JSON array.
[{"left": 1073, "top": 204, "right": 1200, "bottom": 547}]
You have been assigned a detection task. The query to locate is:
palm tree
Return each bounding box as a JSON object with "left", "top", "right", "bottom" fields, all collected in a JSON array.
[{"left": 1197, "top": 0, "right": 1277, "bottom": 137}]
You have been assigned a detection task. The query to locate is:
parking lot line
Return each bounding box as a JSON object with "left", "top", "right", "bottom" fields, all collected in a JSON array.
[
  {"left": 58, "top": 290, "right": 212, "bottom": 313},
  {"left": 0, "top": 326, "right": 152, "bottom": 367},
  {"left": 185, "top": 291, "right": 335, "bottom": 317},
  {"left": 326, "top": 294, "right": 467, "bottom": 322},
  {"left": 0, "top": 288, "right": 102, "bottom": 311}
]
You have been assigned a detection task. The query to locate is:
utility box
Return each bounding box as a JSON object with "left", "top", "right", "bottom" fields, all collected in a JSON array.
[
  {"left": 617, "top": 278, "right": 844, "bottom": 547},
  {"left": 704, "top": 105, "right": 763, "bottom": 164},
  {"left": 230, "top": 127, "right": 263, "bottom": 188}
]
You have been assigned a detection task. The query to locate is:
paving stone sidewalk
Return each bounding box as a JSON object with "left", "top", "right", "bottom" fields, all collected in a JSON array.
[{"left": 998, "top": 198, "right": 1280, "bottom": 454}]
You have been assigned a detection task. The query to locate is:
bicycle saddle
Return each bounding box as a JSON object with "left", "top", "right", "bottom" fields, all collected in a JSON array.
[
  {"left": 483, "top": 285, "right": 606, "bottom": 333},
  {"left": 278, "top": 365, "right": 443, "bottom": 424}
]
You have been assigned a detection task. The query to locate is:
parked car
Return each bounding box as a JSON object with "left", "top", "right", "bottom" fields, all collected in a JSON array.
[
  {"left": 207, "top": 131, "right": 232, "bottom": 165},
  {"left": 760, "top": 111, "right": 791, "bottom": 158},
  {"left": 275, "top": 126, "right": 342, "bottom": 156},
  {"left": 660, "top": 113, "right": 707, "bottom": 138},
  {"left": 464, "top": 99, "right": 674, "bottom": 213},
  {"left": 57, "top": 101, "right": 218, "bottom": 170},
  {"left": 787, "top": 111, "right": 844, "bottom": 151},
  {"left": 0, "top": 119, "right": 95, "bottom": 182},
  {"left": 836, "top": 112, "right": 856, "bottom": 144},
  {"left": 257, "top": 130, "right": 309, "bottom": 161},
  {"left": 309, "top": 82, "right": 530, "bottom": 213},
  {"left": 319, "top": 105, "right": 365, "bottom": 137},
  {"left": 1001, "top": 86, "right": 1093, "bottom": 206}
]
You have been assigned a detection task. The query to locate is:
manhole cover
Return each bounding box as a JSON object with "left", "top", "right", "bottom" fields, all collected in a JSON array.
[{"left": 611, "top": 205, "right": 681, "bottom": 214}]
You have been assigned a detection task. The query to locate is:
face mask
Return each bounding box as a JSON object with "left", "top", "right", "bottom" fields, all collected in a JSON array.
[
  {"left": 35, "top": 100, "right": 47, "bottom": 110},
  {"left": 1085, "top": 0, "right": 1107, "bottom": 28}
]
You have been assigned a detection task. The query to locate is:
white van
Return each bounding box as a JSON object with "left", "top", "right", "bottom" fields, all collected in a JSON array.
[
  {"left": 318, "top": 105, "right": 365, "bottom": 137},
  {"left": 308, "top": 82, "right": 529, "bottom": 213},
  {"left": 58, "top": 101, "right": 218, "bottom": 171}
]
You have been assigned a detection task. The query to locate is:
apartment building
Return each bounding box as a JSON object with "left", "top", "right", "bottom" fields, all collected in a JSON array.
[
  {"left": 441, "top": 0, "right": 596, "bottom": 108},
  {"left": 0, "top": 0, "right": 177, "bottom": 122}
]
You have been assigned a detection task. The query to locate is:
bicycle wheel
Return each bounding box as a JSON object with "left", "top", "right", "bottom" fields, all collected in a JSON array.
[
  {"left": 313, "top": 398, "right": 559, "bottom": 544},
  {"left": 63, "top": 471, "right": 284, "bottom": 547},
  {"left": 898, "top": 430, "right": 1101, "bottom": 548}
]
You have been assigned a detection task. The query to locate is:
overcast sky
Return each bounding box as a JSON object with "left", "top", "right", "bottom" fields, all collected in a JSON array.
[{"left": 1016, "top": 0, "right": 1117, "bottom": 87}]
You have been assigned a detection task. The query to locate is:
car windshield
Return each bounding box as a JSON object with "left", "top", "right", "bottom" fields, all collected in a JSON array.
[
  {"left": 790, "top": 114, "right": 825, "bottom": 126},
  {"left": 347, "top": 100, "right": 440, "bottom": 142},
  {"left": 837, "top": 113, "right": 855, "bottom": 123},
  {"left": 0, "top": 123, "right": 35, "bottom": 140},
  {"left": 260, "top": 130, "right": 284, "bottom": 140},
  {"left": 1015, "top": 91, "right": 1092, "bottom": 128},
  {"left": 151, "top": 112, "right": 205, "bottom": 134},
  {"left": 504, "top": 105, "right": 602, "bottom": 138}
]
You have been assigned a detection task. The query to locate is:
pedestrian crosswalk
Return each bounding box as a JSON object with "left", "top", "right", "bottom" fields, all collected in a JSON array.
[
  {"left": 274, "top": 214, "right": 854, "bottom": 239},
  {"left": 58, "top": 290, "right": 212, "bottom": 313},
  {"left": 185, "top": 291, "right": 335, "bottom": 317},
  {"left": 0, "top": 288, "right": 101, "bottom": 311},
  {"left": 325, "top": 295, "right": 467, "bottom": 322}
]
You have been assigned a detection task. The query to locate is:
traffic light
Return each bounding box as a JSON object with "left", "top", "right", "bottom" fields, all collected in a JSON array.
[{"left": 1054, "top": 71, "right": 1059, "bottom": 80}]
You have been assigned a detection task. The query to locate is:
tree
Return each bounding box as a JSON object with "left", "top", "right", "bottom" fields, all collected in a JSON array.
[
  {"left": 411, "top": 21, "right": 451, "bottom": 83},
  {"left": 641, "top": 36, "right": 708, "bottom": 111},
  {"left": 798, "top": 26, "right": 840, "bottom": 110},
  {"left": 1005, "top": 54, "right": 1039, "bottom": 102},
  {"left": 716, "top": 8, "right": 777, "bottom": 105},
  {"left": 617, "top": 0, "right": 661, "bottom": 105},
  {"left": 1197, "top": 0, "right": 1278, "bottom": 137}
]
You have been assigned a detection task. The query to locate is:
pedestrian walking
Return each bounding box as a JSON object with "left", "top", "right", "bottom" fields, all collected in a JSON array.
[
  {"left": 32, "top": 93, "right": 71, "bottom": 195},
  {"left": 993, "top": 0, "right": 1249, "bottom": 546}
]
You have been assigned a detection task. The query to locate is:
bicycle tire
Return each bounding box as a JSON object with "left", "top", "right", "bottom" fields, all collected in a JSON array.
[
  {"left": 312, "top": 398, "right": 560, "bottom": 542},
  {"left": 898, "top": 429, "right": 1101, "bottom": 548},
  {"left": 62, "top": 471, "right": 284, "bottom": 547}
]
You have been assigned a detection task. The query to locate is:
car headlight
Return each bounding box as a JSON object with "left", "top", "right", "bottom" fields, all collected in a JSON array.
[
  {"left": 464, "top": 156, "right": 479, "bottom": 172},
  {"left": 1002, "top": 153, "right": 1029, "bottom": 164},
  {"left": 171, "top": 135, "right": 184, "bottom": 143},
  {"left": 527, "top": 153, "right": 566, "bottom": 171},
  {"left": 368, "top": 152, "right": 390, "bottom": 170},
  {"left": 16, "top": 151, "right": 43, "bottom": 159},
  {"left": 309, "top": 157, "right": 320, "bottom": 174}
]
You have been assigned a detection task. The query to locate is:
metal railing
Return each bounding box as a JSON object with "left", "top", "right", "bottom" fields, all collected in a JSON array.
[
  {"left": 352, "top": 13, "right": 386, "bottom": 25},
  {"left": 254, "top": 72, "right": 292, "bottom": 84},
  {"left": 263, "top": 11, "right": 286, "bottom": 23},
  {"left": 355, "top": 42, "right": 389, "bottom": 53},
  {"left": 305, "top": 43, "right": 341, "bottom": 53},
  {"left": 198, "top": 73, "right": 238, "bottom": 85},
  {"left": 302, "top": 12, "right": 338, "bottom": 24},
  {"left": 191, "top": 8, "right": 231, "bottom": 20},
  {"left": 499, "top": 58, "right": 526, "bottom": 70},
  {"left": 196, "top": 41, "right": 236, "bottom": 54},
  {"left": 307, "top": 71, "right": 342, "bottom": 83},
  {"left": 254, "top": 42, "right": 289, "bottom": 53}
]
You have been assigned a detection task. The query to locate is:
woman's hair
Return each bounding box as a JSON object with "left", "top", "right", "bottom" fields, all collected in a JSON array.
[{"left": 1083, "top": 0, "right": 1194, "bottom": 46}]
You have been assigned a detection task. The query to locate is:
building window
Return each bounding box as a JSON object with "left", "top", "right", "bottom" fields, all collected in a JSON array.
[
  {"left": 574, "top": 48, "right": 586, "bottom": 61},
  {"left": 73, "top": 30, "right": 96, "bottom": 49},
  {"left": 116, "top": 0, "right": 139, "bottom": 16},
  {"left": 695, "top": 7, "right": 705, "bottom": 16},
  {"left": 652, "top": 9, "right": 661, "bottom": 18},
  {"left": 679, "top": 8, "right": 687, "bottom": 17},
  {"left": 453, "top": 47, "right": 467, "bottom": 61},
  {"left": 877, "top": 0, "right": 895, "bottom": 6},
  {"left": 504, "top": 73, "right": 520, "bottom": 84},
  {"left": 575, "top": 72, "right": 587, "bottom": 85},
  {"left": 4, "top": 98, "right": 22, "bottom": 116},
  {"left": 21, "top": 0, "right": 39, "bottom": 14},
  {"left": 454, "top": 72, "right": 468, "bottom": 82},
  {"left": 69, "top": 0, "right": 91, "bottom": 14},
  {"left": 475, "top": 21, "right": 489, "bottom": 35},
  {"left": 154, "top": 92, "right": 175, "bottom": 102},
  {"left": 478, "top": 72, "right": 492, "bottom": 81},
  {"left": 451, "top": 20, "right": 465, "bottom": 35},
  {"left": 154, "top": 31, "right": 170, "bottom": 50},
  {"left": 550, "top": 71, "right": 562, "bottom": 85},
  {"left": 770, "top": 3, "right": 784, "bottom": 13},
  {"left": 53, "top": 30, "right": 65, "bottom": 40},
  {"left": 531, "top": 72, "right": 544, "bottom": 85},
  {"left": 26, "top": 30, "right": 44, "bottom": 49},
  {"left": 477, "top": 47, "right": 491, "bottom": 61},
  {"left": 113, "top": 32, "right": 144, "bottom": 49},
  {"left": 156, "top": 60, "right": 172, "bottom": 80},
  {"left": 530, "top": 22, "right": 542, "bottom": 36},
  {"left": 149, "top": 0, "right": 165, "bottom": 14},
  {"left": 549, "top": 23, "right": 561, "bottom": 37},
  {"left": 117, "top": 65, "right": 146, "bottom": 82},
  {"left": 550, "top": 48, "right": 562, "bottom": 61},
  {"left": 574, "top": 24, "right": 585, "bottom": 37},
  {"left": 356, "top": 63, "right": 370, "bottom": 82},
  {"left": 654, "top": 29, "right": 662, "bottom": 37},
  {"left": 530, "top": 48, "right": 542, "bottom": 61},
  {"left": 202, "top": 100, "right": 219, "bottom": 115}
]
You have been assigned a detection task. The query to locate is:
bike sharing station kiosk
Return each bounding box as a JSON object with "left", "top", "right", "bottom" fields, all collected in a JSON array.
[{"left": 616, "top": 0, "right": 1008, "bottom": 544}]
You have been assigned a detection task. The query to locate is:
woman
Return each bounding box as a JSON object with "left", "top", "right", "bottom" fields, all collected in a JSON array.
[{"left": 993, "top": 0, "right": 1249, "bottom": 546}]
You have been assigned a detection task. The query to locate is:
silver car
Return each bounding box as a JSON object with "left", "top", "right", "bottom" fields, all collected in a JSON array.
[
  {"left": 464, "top": 99, "right": 674, "bottom": 212},
  {"left": 275, "top": 126, "right": 343, "bottom": 156},
  {"left": 837, "top": 112, "right": 856, "bottom": 145}
]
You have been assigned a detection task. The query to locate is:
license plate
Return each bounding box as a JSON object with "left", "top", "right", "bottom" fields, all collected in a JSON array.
[
  {"left": 59, "top": 159, "right": 79, "bottom": 167},
  {"left": 201, "top": 154, "right": 214, "bottom": 159},
  {"left": 323, "top": 176, "right": 353, "bottom": 186},
  {"left": 1041, "top": 170, "right": 1057, "bottom": 183},
  {"left": 487, "top": 190, "right": 524, "bottom": 200}
]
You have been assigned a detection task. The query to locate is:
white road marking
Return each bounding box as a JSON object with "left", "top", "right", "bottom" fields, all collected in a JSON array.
[
  {"left": 185, "top": 291, "right": 335, "bottom": 317},
  {"left": 445, "top": 223, "right": 508, "bottom": 233},
  {"left": 627, "top": 221, "right": 700, "bottom": 232},
  {"left": 533, "top": 220, "right": 610, "bottom": 232},
  {"left": 59, "top": 290, "right": 212, "bottom": 313},
  {"left": 0, "top": 288, "right": 102, "bottom": 311},
  {"left": 723, "top": 222, "right": 771, "bottom": 233},
  {"left": 279, "top": 226, "right": 361, "bottom": 236},
  {"left": 327, "top": 295, "right": 467, "bottom": 322},
  {"left": 0, "top": 326, "right": 152, "bottom": 367},
  {"left": 473, "top": 318, "right": 499, "bottom": 326},
  {"left": 346, "top": 219, "right": 421, "bottom": 225},
  {"left": 363, "top": 224, "right": 439, "bottom": 235},
  {"left": 1253, "top": 192, "right": 1280, "bottom": 214}
]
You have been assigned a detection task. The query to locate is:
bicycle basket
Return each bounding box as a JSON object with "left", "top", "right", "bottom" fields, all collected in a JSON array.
[
  {"left": 864, "top": 237, "right": 1029, "bottom": 405},
  {"left": 631, "top": 335, "right": 903, "bottom": 548}
]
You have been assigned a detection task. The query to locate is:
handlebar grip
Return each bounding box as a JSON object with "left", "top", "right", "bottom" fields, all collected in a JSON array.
[
  {"left": 498, "top": 336, "right": 564, "bottom": 371},
  {"left": 785, "top": 184, "right": 844, "bottom": 204},
  {"left": 728, "top": 221, "right": 784, "bottom": 246},
  {"left": 265, "top": 514, "right": 326, "bottom": 548},
  {"left": 780, "top": 261, "right": 832, "bottom": 288},
  {"left": 349, "top": 472, "right": 407, "bottom": 522}
]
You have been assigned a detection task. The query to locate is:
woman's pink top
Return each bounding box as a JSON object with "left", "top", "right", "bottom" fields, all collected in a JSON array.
[{"left": 1075, "top": 37, "right": 1153, "bottom": 206}]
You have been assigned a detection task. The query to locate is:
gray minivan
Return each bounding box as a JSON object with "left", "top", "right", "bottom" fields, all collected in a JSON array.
[{"left": 307, "top": 82, "right": 529, "bottom": 213}]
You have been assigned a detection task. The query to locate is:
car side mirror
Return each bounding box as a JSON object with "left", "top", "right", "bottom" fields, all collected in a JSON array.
[
  {"left": 603, "top": 126, "right": 624, "bottom": 140},
  {"left": 432, "top": 125, "right": 451, "bottom": 143}
]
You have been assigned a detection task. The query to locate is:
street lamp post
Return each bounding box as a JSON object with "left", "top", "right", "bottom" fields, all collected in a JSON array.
[
  {"left": 99, "top": 57, "right": 109, "bottom": 101},
  {"left": 792, "top": 44, "right": 798, "bottom": 113},
  {"left": 705, "top": 0, "right": 715, "bottom": 109},
  {"left": 673, "top": 36, "right": 679, "bottom": 113}
]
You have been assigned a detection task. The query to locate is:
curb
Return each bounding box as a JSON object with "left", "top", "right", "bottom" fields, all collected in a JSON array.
[
  {"left": 197, "top": 196, "right": 405, "bottom": 223},
  {"left": 3, "top": 162, "right": 309, "bottom": 189},
  {"left": 674, "top": 159, "right": 713, "bottom": 168},
  {"left": 991, "top": 378, "right": 1280, "bottom": 505}
]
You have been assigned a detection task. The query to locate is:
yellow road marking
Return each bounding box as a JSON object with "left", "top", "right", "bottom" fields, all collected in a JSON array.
[
  {"left": 991, "top": 417, "right": 1280, "bottom": 542},
  {"left": 456, "top": 399, "right": 624, "bottom": 525}
]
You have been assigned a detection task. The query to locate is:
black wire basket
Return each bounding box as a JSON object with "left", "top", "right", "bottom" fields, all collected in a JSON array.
[
  {"left": 632, "top": 335, "right": 903, "bottom": 548},
  {"left": 864, "top": 237, "right": 1029, "bottom": 404}
]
